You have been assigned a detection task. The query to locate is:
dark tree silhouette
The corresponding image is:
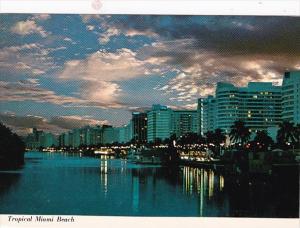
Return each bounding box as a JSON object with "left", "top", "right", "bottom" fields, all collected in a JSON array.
[
  {"left": 0, "top": 123, "right": 25, "bottom": 169},
  {"left": 229, "top": 120, "right": 251, "bottom": 147},
  {"left": 213, "top": 128, "right": 226, "bottom": 156},
  {"left": 205, "top": 131, "right": 215, "bottom": 146},
  {"left": 295, "top": 124, "right": 300, "bottom": 149},
  {"left": 177, "top": 132, "right": 199, "bottom": 147},
  {"left": 252, "top": 130, "right": 274, "bottom": 152},
  {"left": 277, "top": 121, "right": 297, "bottom": 149},
  {"left": 154, "top": 138, "right": 162, "bottom": 146}
]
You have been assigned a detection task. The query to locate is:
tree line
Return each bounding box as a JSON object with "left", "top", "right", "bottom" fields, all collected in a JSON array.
[{"left": 0, "top": 123, "right": 25, "bottom": 169}]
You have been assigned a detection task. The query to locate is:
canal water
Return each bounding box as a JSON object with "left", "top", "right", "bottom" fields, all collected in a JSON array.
[{"left": 0, "top": 151, "right": 298, "bottom": 217}]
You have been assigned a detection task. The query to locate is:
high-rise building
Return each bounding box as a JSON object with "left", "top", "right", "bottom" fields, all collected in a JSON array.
[
  {"left": 198, "top": 96, "right": 217, "bottom": 134},
  {"left": 58, "top": 133, "right": 65, "bottom": 147},
  {"left": 116, "top": 127, "right": 125, "bottom": 144},
  {"left": 102, "top": 125, "right": 114, "bottom": 144},
  {"left": 58, "top": 124, "right": 125, "bottom": 147},
  {"left": 147, "top": 104, "right": 171, "bottom": 142},
  {"left": 197, "top": 98, "right": 204, "bottom": 135},
  {"left": 68, "top": 131, "right": 73, "bottom": 147},
  {"left": 132, "top": 112, "right": 147, "bottom": 143},
  {"left": 215, "top": 82, "right": 240, "bottom": 133},
  {"left": 282, "top": 71, "right": 300, "bottom": 124},
  {"left": 40, "top": 132, "right": 58, "bottom": 147},
  {"left": 125, "top": 121, "right": 133, "bottom": 143},
  {"left": 117, "top": 121, "right": 133, "bottom": 143},
  {"left": 170, "top": 110, "right": 198, "bottom": 137},
  {"left": 72, "top": 128, "right": 82, "bottom": 147},
  {"left": 216, "top": 81, "right": 282, "bottom": 133},
  {"left": 25, "top": 128, "right": 58, "bottom": 148}
]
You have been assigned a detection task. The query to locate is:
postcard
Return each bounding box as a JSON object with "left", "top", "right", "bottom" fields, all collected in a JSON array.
[{"left": 0, "top": 1, "right": 299, "bottom": 228}]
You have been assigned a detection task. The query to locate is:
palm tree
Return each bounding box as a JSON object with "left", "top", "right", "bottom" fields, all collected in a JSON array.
[
  {"left": 253, "top": 130, "right": 274, "bottom": 151},
  {"left": 205, "top": 131, "right": 215, "bottom": 146},
  {"left": 178, "top": 132, "right": 198, "bottom": 148},
  {"left": 154, "top": 138, "right": 162, "bottom": 147},
  {"left": 229, "top": 120, "right": 251, "bottom": 147},
  {"left": 294, "top": 124, "right": 300, "bottom": 149},
  {"left": 213, "top": 128, "right": 226, "bottom": 156},
  {"left": 276, "top": 121, "right": 296, "bottom": 148}
]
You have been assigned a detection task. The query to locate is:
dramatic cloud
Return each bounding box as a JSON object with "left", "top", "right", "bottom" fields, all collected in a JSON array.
[
  {"left": 50, "top": 115, "right": 109, "bottom": 130},
  {"left": 1, "top": 15, "right": 300, "bottom": 129},
  {"left": 0, "top": 80, "right": 126, "bottom": 109},
  {"left": 80, "top": 81, "right": 122, "bottom": 105},
  {"left": 0, "top": 112, "right": 109, "bottom": 135},
  {"left": 59, "top": 48, "right": 168, "bottom": 106},
  {"left": 60, "top": 48, "right": 150, "bottom": 81},
  {"left": 116, "top": 16, "right": 300, "bottom": 56},
  {"left": 139, "top": 36, "right": 300, "bottom": 101}
]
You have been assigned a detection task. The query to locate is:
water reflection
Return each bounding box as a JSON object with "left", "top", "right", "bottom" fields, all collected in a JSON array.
[
  {"left": 182, "top": 166, "right": 224, "bottom": 197},
  {"left": 132, "top": 175, "right": 139, "bottom": 212},
  {"left": 0, "top": 152, "right": 298, "bottom": 217},
  {"left": 100, "top": 156, "right": 108, "bottom": 196},
  {"left": 182, "top": 166, "right": 228, "bottom": 217},
  {"left": 0, "top": 172, "right": 21, "bottom": 196}
]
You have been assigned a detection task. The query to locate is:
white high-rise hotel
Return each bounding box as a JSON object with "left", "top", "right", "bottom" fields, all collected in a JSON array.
[
  {"left": 147, "top": 104, "right": 198, "bottom": 142},
  {"left": 282, "top": 71, "right": 300, "bottom": 124},
  {"left": 198, "top": 71, "right": 300, "bottom": 135}
]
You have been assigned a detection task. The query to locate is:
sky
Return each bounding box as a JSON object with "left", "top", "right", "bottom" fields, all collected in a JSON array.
[{"left": 0, "top": 14, "right": 299, "bottom": 135}]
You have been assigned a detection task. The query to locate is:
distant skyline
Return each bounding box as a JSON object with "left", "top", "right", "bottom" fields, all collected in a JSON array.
[{"left": 0, "top": 15, "right": 299, "bottom": 135}]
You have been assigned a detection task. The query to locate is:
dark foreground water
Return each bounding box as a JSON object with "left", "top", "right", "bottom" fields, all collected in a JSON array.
[{"left": 0, "top": 151, "right": 298, "bottom": 217}]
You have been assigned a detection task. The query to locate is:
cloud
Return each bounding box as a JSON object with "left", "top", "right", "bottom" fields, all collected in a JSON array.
[
  {"left": 31, "top": 14, "right": 51, "bottom": 21},
  {"left": 63, "top": 37, "right": 72, "bottom": 42},
  {"left": 59, "top": 48, "right": 162, "bottom": 106},
  {"left": 80, "top": 81, "right": 122, "bottom": 104},
  {"left": 0, "top": 43, "right": 56, "bottom": 78},
  {"left": 125, "top": 28, "right": 157, "bottom": 37},
  {"left": 0, "top": 112, "right": 109, "bottom": 135},
  {"left": 98, "top": 27, "right": 120, "bottom": 44},
  {"left": 82, "top": 15, "right": 158, "bottom": 44},
  {"left": 120, "top": 16, "right": 300, "bottom": 56},
  {"left": 49, "top": 115, "right": 109, "bottom": 130},
  {"left": 86, "top": 25, "right": 95, "bottom": 31},
  {"left": 10, "top": 19, "right": 48, "bottom": 37},
  {"left": 0, "top": 112, "right": 61, "bottom": 135},
  {"left": 3, "top": 15, "right": 300, "bottom": 113},
  {"left": 138, "top": 37, "right": 300, "bottom": 102},
  {"left": 60, "top": 48, "right": 150, "bottom": 81},
  {"left": 0, "top": 80, "right": 126, "bottom": 109},
  {"left": 80, "top": 14, "right": 103, "bottom": 23},
  {"left": 98, "top": 26, "right": 158, "bottom": 44}
]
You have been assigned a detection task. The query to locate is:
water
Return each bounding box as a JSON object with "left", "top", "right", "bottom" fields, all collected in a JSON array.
[{"left": 0, "top": 151, "right": 298, "bottom": 217}]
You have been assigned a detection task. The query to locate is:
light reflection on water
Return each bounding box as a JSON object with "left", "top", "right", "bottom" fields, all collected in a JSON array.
[
  {"left": 100, "top": 157, "right": 108, "bottom": 196},
  {"left": 0, "top": 151, "right": 298, "bottom": 217},
  {"left": 182, "top": 167, "right": 224, "bottom": 197},
  {"left": 182, "top": 166, "right": 225, "bottom": 216}
]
